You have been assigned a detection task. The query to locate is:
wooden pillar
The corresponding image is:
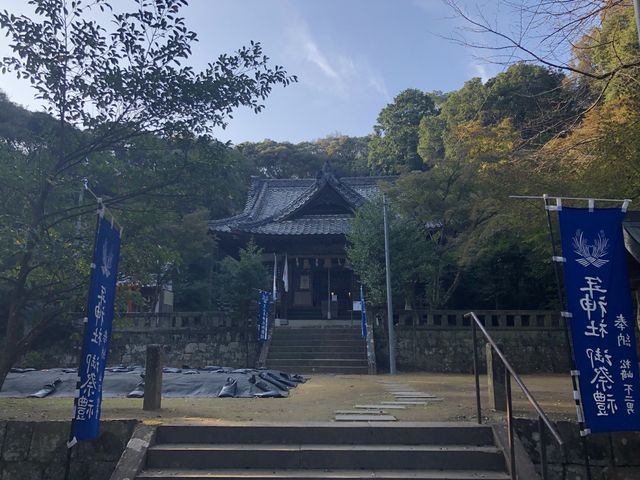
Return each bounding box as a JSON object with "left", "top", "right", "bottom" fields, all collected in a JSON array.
[
  {"left": 486, "top": 343, "right": 507, "bottom": 412},
  {"left": 143, "top": 344, "right": 163, "bottom": 411},
  {"left": 327, "top": 262, "right": 331, "bottom": 320}
]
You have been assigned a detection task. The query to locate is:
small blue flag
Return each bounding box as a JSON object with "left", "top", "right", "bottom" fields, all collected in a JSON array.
[
  {"left": 360, "top": 284, "right": 367, "bottom": 338},
  {"left": 258, "top": 290, "right": 270, "bottom": 341}
]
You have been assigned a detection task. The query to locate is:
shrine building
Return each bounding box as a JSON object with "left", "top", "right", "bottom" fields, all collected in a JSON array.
[{"left": 208, "top": 164, "right": 395, "bottom": 323}]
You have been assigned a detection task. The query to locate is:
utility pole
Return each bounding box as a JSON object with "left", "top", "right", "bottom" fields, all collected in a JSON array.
[
  {"left": 634, "top": 0, "right": 640, "bottom": 46},
  {"left": 382, "top": 194, "right": 397, "bottom": 375}
]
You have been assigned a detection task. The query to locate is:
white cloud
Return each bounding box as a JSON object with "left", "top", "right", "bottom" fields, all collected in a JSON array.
[
  {"left": 472, "top": 62, "right": 491, "bottom": 83},
  {"left": 285, "top": 15, "right": 389, "bottom": 100}
]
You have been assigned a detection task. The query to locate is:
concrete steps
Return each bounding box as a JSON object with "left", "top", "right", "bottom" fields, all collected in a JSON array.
[
  {"left": 267, "top": 326, "right": 368, "bottom": 374},
  {"left": 136, "top": 423, "right": 509, "bottom": 479},
  {"left": 138, "top": 469, "right": 510, "bottom": 479}
]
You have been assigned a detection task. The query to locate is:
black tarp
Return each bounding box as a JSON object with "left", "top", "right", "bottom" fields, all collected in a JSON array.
[{"left": 0, "top": 367, "right": 306, "bottom": 398}]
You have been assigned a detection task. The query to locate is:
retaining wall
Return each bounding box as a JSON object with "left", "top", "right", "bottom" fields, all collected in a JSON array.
[
  {"left": 20, "top": 312, "right": 261, "bottom": 369},
  {"left": 371, "top": 309, "right": 571, "bottom": 373},
  {"left": 515, "top": 418, "right": 640, "bottom": 479},
  {"left": 0, "top": 420, "right": 137, "bottom": 480},
  {"left": 110, "top": 327, "right": 259, "bottom": 368}
]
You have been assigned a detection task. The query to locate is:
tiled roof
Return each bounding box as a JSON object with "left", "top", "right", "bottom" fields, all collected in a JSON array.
[
  {"left": 209, "top": 167, "right": 395, "bottom": 236},
  {"left": 244, "top": 215, "right": 353, "bottom": 235}
]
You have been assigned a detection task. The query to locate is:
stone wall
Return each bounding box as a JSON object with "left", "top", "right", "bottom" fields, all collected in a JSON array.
[
  {"left": 108, "top": 311, "right": 261, "bottom": 368},
  {"left": 515, "top": 418, "right": 640, "bottom": 479},
  {"left": 371, "top": 309, "right": 571, "bottom": 373},
  {"left": 110, "top": 327, "right": 260, "bottom": 368},
  {"left": 17, "top": 312, "right": 262, "bottom": 369},
  {"left": 0, "top": 420, "right": 137, "bottom": 480}
]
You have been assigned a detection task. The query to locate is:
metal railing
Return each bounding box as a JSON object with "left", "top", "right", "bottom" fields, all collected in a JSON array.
[{"left": 466, "top": 311, "right": 564, "bottom": 480}]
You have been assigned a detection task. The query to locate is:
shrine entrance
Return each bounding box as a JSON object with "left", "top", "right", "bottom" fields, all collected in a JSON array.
[{"left": 282, "top": 255, "right": 356, "bottom": 321}]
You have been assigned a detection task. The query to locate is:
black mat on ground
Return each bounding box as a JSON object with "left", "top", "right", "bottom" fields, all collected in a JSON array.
[{"left": 0, "top": 367, "right": 306, "bottom": 398}]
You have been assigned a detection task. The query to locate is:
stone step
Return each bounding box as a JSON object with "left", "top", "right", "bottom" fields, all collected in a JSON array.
[
  {"left": 275, "top": 326, "right": 360, "bottom": 333},
  {"left": 269, "top": 339, "right": 365, "bottom": 346},
  {"left": 269, "top": 340, "right": 367, "bottom": 352},
  {"left": 274, "top": 328, "right": 362, "bottom": 338},
  {"left": 266, "top": 365, "right": 369, "bottom": 374},
  {"left": 269, "top": 349, "right": 367, "bottom": 361},
  {"left": 138, "top": 468, "right": 511, "bottom": 479},
  {"left": 146, "top": 444, "right": 506, "bottom": 471},
  {"left": 334, "top": 414, "right": 397, "bottom": 422},
  {"left": 334, "top": 410, "right": 388, "bottom": 415},
  {"left": 268, "top": 343, "right": 365, "bottom": 350},
  {"left": 267, "top": 348, "right": 366, "bottom": 356},
  {"left": 272, "top": 331, "right": 363, "bottom": 338},
  {"left": 154, "top": 423, "right": 496, "bottom": 446},
  {"left": 273, "top": 331, "right": 362, "bottom": 337},
  {"left": 268, "top": 350, "right": 366, "bottom": 359},
  {"left": 266, "top": 359, "right": 368, "bottom": 367}
]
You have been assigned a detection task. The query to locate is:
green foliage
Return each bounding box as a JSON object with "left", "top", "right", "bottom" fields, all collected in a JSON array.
[
  {"left": 0, "top": 0, "right": 295, "bottom": 134},
  {"left": 368, "top": 89, "right": 438, "bottom": 174},
  {"left": 347, "top": 196, "right": 427, "bottom": 307},
  {"left": 543, "top": 6, "right": 640, "bottom": 199},
  {"left": 572, "top": 6, "right": 640, "bottom": 101},
  {"left": 237, "top": 134, "right": 370, "bottom": 179},
  {"left": 0, "top": 0, "right": 295, "bottom": 386},
  {"left": 214, "top": 241, "right": 269, "bottom": 321}
]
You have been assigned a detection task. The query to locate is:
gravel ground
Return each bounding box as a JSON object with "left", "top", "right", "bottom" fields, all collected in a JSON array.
[{"left": 0, "top": 373, "right": 576, "bottom": 424}]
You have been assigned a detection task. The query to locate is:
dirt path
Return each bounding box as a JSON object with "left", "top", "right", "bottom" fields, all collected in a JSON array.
[{"left": 0, "top": 373, "right": 576, "bottom": 424}]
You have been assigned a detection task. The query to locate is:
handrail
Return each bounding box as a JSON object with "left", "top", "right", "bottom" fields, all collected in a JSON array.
[
  {"left": 466, "top": 311, "right": 563, "bottom": 446},
  {"left": 465, "top": 311, "right": 563, "bottom": 480}
]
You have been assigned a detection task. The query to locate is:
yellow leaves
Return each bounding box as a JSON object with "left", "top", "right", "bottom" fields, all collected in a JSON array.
[
  {"left": 543, "top": 95, "right": 640, "bottom": 198},
  {"left": 444, "top": 118, "right": 519, "bottom": 172}
]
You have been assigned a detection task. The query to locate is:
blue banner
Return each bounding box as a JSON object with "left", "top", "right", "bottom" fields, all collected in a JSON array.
[
  {"left": 559, "top": 207, "right": 640, "bottom": 433},
  {"left": 258, "top": 290, "right": 270, "bottom": 341},
  {"left": 71, "top": 215, "right": 121, "bottom": 442},
  {"left": 360, "top": 284, "right": 367, "bottom": 338}
]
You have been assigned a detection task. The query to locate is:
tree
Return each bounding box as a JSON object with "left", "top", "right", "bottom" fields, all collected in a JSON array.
[
  {"left": 237, "top": 135, "right": 373, "bottom": 179},
  {"left": 395, "top": 118, "right": 520, "bottom": 307},
  {"left": 446, "top": 1, "right": 640, "bottom": 85},
  {"left": 0, "top": 0, "right": 295, "bottom": 389},
  {"left": 538, "top": 4, "right": 640, "bottom": 199},
  {"left": 315, "top": 134, "right": 370, "bottom": 176},
  {"left": 214, "top": 240, "right": 269, "bottom": 321},
  {"left": 237, "top": 140, "right": 327, "bottom": 179},
  {"left": 346, "top": 196, "right": 427, "bottom": 307},
  {"left": 368, "top": 89, "right": 437, "bottom": 174}
]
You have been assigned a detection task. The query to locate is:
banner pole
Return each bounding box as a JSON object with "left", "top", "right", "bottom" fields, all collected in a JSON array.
[{"left": 541, "top": 195, "right": 592, "bottom": 480}]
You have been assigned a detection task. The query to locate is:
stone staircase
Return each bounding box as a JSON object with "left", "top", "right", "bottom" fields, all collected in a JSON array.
[
  {"left": 136, "top": 423, "right": 510, "bottom": 479},
  {"left": 267, "top": 326, "right": 368, "bottom": 374}
]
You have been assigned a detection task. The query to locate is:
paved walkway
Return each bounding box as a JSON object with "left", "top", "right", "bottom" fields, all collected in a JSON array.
[{"left": 0, "top": 373, "right": 576, "bottom": 424}]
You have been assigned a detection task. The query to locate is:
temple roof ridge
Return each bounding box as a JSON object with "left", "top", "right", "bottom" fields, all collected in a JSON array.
[{"left": 208, "top": 166, "right": 397, "bottom": 236}]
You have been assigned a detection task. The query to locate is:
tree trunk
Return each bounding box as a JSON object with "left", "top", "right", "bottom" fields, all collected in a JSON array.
[
  {"left": 0, "top": 300, "right": 25, "bottom": 391},
  {"left": 0, "top": 344, "right": 18, "bottom": 392},
  {"left": 0, "top": 162, "right": 55, "bottom": 391}
]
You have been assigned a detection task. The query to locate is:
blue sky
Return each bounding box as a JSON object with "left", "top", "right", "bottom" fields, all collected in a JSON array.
[{"left": 0, "top": 0, "right": 504, "bottom": 144}]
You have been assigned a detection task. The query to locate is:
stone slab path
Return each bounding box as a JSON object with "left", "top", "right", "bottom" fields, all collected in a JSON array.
[{"left": 334, "top": 380, "right": 445, "bottom": 422}]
